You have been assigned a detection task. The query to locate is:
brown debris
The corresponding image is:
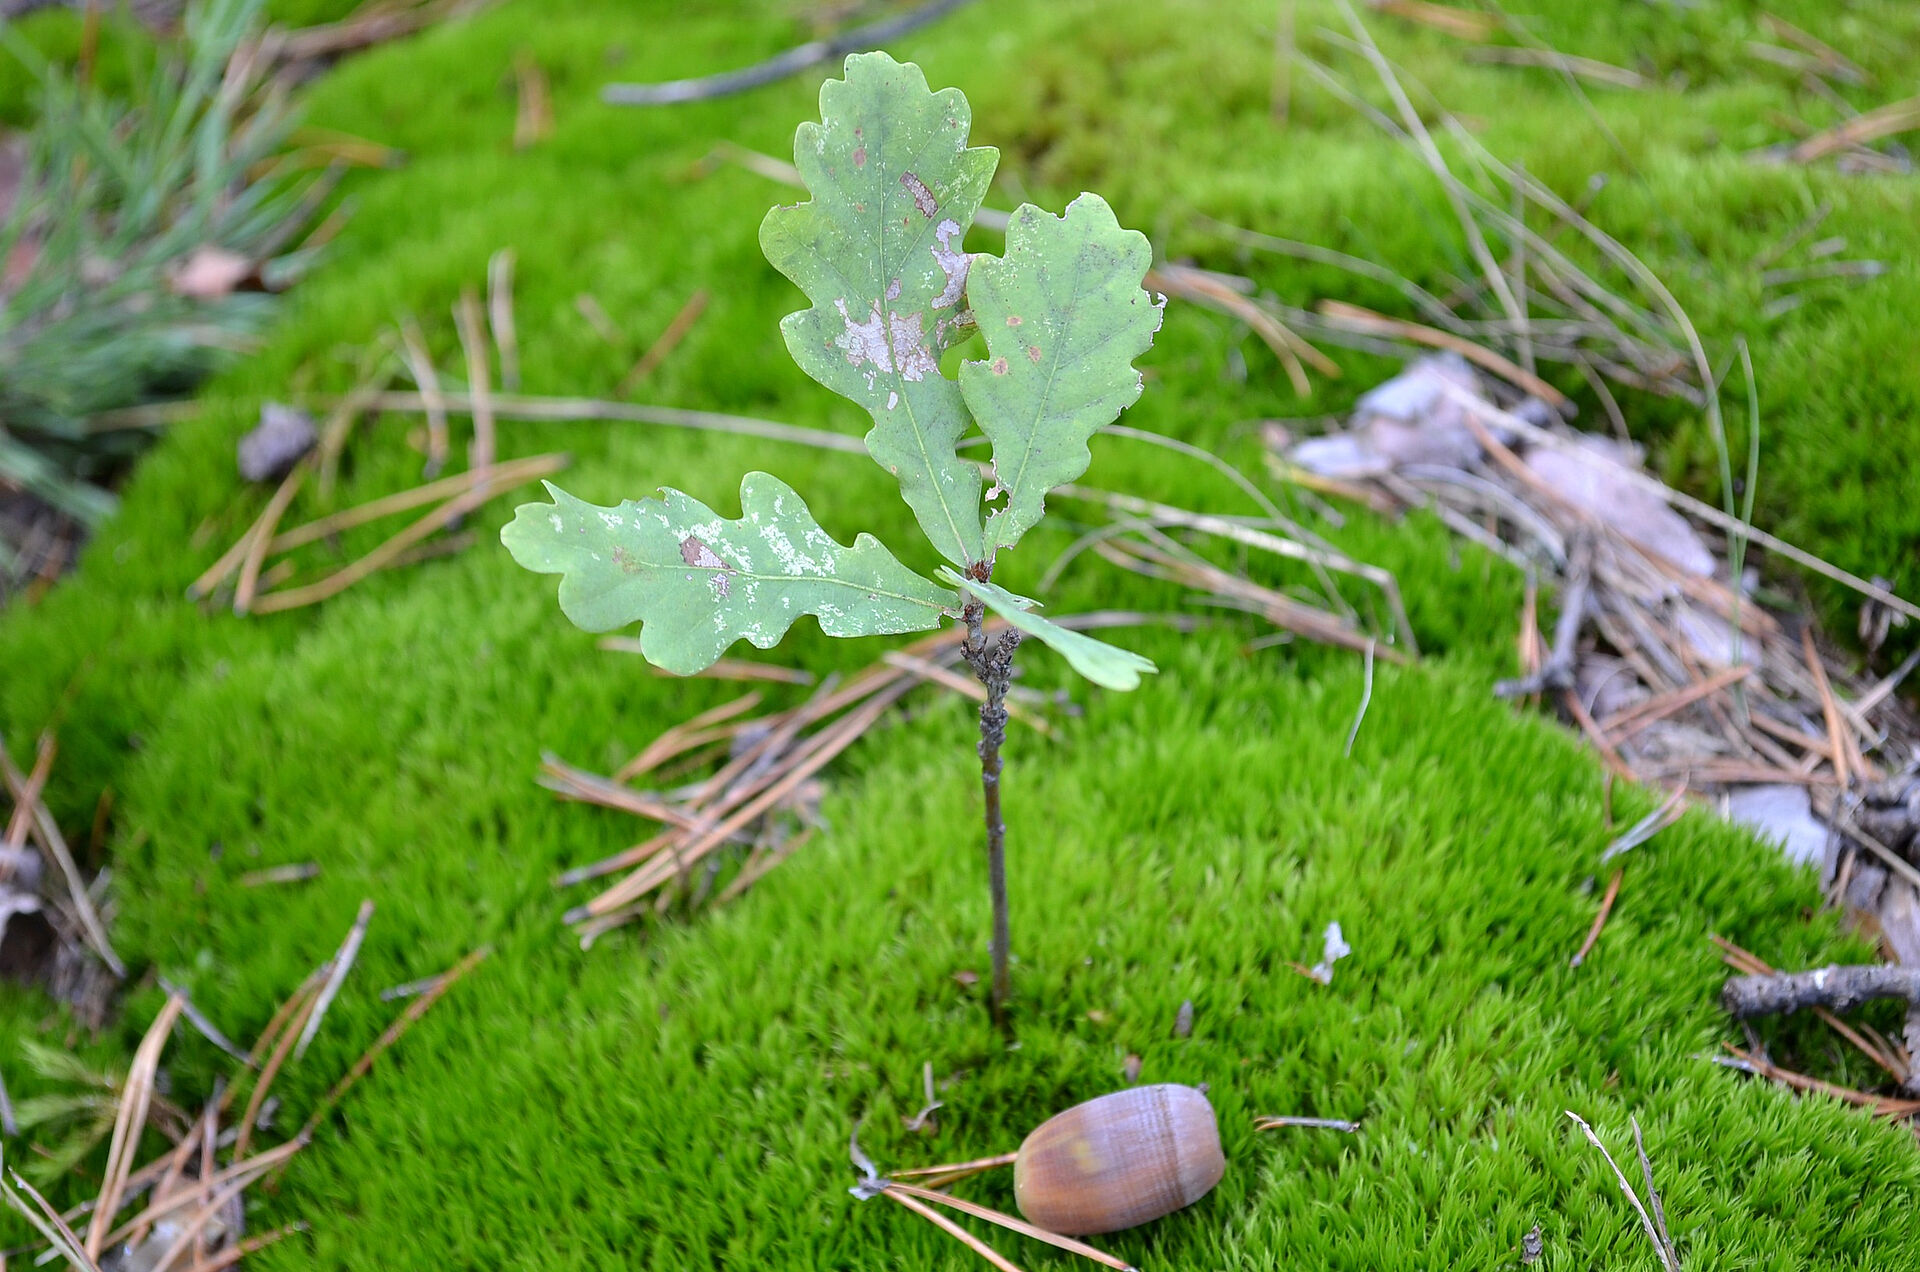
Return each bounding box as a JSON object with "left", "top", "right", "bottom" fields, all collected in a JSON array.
[
  {"left": 851, "top": 1139, "right": 1131, "bottom": 1272},
  {"left": 1569, "top": 869, "right": 1623, "bottom": 969},
  {"left": 1714, "top": 936, "right": 1918, "bottom": 1115},
  {"left": 1366, "top": 0, "right": 1498, "bottom": 41},
  {"left": 544, "top": 615, "right": 1189, "bottom": 943},
  {"left": 1724, "top": 962, "right": 1920, "bottom": 1022},
  {"left": 260, "top": 0, "right": 501, "bottom": 71},
  {"left": 1, "top": 938, "right": 480, "bottom": 1270},
  {"left": 168, "top": 247, "right": 254, "bottom": 301},
  {"left": 1276, "top": 358, "right": 1919, "bottom": 858},
  {"left": 191, "top": 258, "right": 561, "bottom": 616},
  {"left": 1315, "top": 299, "right": 1565, "bottom": 407},
  {"left": 1718, "top": 1044, "right": 1920, "bottom": 1119},
  {"left": 512, "top": 52, "right": 552, "bottom": 150},
  {"left": 1780, "top": 95, "right": 1920, "bottom": 165},
  {"left": 1, "top": 732, "right": 124, "bottom": 1018}
]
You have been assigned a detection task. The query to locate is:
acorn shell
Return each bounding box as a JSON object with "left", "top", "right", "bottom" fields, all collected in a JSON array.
[{"left": 1013, "top": 1084, "right": 1225, "bottom": 1236}]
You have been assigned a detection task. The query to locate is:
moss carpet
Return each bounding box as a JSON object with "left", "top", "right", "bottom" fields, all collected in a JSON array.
[{"left": 5, "top": 1, "right": 1920, "bottom": 1266}]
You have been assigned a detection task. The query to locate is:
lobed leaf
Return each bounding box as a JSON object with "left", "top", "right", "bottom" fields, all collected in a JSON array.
[
  {"left": 961, "top": 193, "right": 1163, "bottom": 558},
  {"left": 503, "top": 475, "right": 957, "bottom": 675},
  {"left": 760, "top": 51, "right": 998, "bottom": 567},
  {"left": 940, "top": 568, "right": 1157, "bottom": 691}
]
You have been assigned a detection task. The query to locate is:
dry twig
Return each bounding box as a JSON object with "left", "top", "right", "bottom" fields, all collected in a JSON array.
[{"left": 603, "top": 0, "right": 977, "bottom": 105}]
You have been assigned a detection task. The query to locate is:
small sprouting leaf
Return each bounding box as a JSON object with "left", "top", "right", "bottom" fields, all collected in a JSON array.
[
  {"left": 939, "top": 568, "right": 1156, "bottom": 691},
  {"left": 760, "top": 51, "right": 998, "bottom": 567},
  {"left": 961, "top": 193, "right": 1163, "bottom": 557},
  {"left": 504, "top": 475, "right": 958, "bottom": 675}
]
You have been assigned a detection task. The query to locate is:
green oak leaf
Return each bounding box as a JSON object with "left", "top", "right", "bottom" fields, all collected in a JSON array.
[
  {"left": 760, "top": 51, "right": 998, "bottom": 568},
  {"left": 939, "top": 568, "right": 1157, "bottom": 691},
  {"left": 503, "top": 475, "right": 957, "bottom": 675},
  {"left": 960, "top": 193, "right": 1163, "bottom": 558}
]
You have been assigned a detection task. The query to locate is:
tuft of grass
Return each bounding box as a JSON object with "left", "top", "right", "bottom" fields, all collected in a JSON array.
[
  {"left": 3, "top": 0, "right": 1920, "bottom": 1266},
  {"left": 0, "top": 0, "right": 355, "bottom": 549}
]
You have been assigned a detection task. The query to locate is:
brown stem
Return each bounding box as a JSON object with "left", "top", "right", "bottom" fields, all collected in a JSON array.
[{"left": 961, "top": 597, "right": 1020, "bottom": 1026}]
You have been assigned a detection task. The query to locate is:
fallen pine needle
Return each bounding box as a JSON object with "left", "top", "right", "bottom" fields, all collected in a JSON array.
[
  {"left": 1254, "top": 1115, "right": 1361, "bottom": 1132},
  {"left": 398, "top": 315, "right": 451, "bottom": 477},
  {"left": 878, "top": 1189, "right": 1025, "bottom": 1272},
  {"left": 1599, "top": 665, "right": 1753, "bottom": 744},
  {"left": 888, "top": 1151, "right": 1020, "bottom": 1181},
  {"left": 619, "top": 289, "right": 710, "bottom": 394},
  {"left": 1564, "top": 1111, "right": 1681, "bottom": 1272},
  {"left": 576, "top": 681, "right": 914, "bottom": 919},
  {"left": 249, "top": 453, "right": 567, "bottom": 613},
  {"left": 294, "top": 899, "right": 375, "bottom": 1060},
  {"left": 1149, "top": 263, "right": 1333, "bottom": 395},
  {"left": 237, "top": 861, "right": 321, "bottom": 887},
  {"left": 86, "top": 996, "right": 185, "bottom": 1260},
  {"left": 233, "top": 461, "right": 311, "bottom": 615},
  {"left": 640, "top": 655, "right": 814, "bottom": 685},
  {"left": 883, "top": 651, "right": 1054, "bottom": 736},
  {"left": 1465, "top": 45, "right": 1648, "bottom": 89},
  {"left": 234, "top": 975, "right": 323, "bottom": 1162},
  {"left": 1344, "top": 640, "right": 1375, "bottom": 757},
  {"left": 4, "top": 729, "right": 54, "bottom": 847},
  {"left": 513, "top": 54, "right": 552, "bottom": 149},
  {"left": 1802, "top": 626, "right": 1856, "bottom": 789},
  {"left": 299, "top": 945, "right": 490, "bottom": 1141},
  {"left": 2, "top": 1155, "right": 101, "bottom": 1272},
  {"left": 242, "top": 968, "right": 321, "bottom": 1071},
  {"left": 378, "top": 974, "right": 446, "bottom": 1002},
  {"left": 267, "top": 462, "right": 528, "bottom": 553},
  {"left": 1316, "top": 299, "right": 1565, "bottom": 406},
  {"left": 881, "top": 1180, "right": 1133, "bottom": 1271},
  {"left": 612, "top": 690, "right": 763, "bottom": 781},
  {"left": 142, "top": 1173, "right": 252, "bottom": 1272},
  {"left": 95, "top": 1138, "right": 306, "bottom": 1252},
  {"left": 454, "top": 290, "right": 497, "bottom": 478},
  {"left": 1369, "top": 0, "right": 1499, "bottom": 40},
  {"left": 1785, "top": 94, "right": 1920, "bottom": 162},
  {"left": 488, "top": 249, "right": 520, "bottom": 390},
  {"left": 1718, "top": 1045, "right": 1920, "bottom": 1118},
  {"left": 180, "top": 1220, "right": 307, "bottom": 1272},
  {"left": 156, "top": 979, "right": 252, "bottom": 1066},
  {"left": 714, "top": 826, "right": 817, "bottom": 905},
  {"left": 354, "top": 389, "right": 868, "bottom": 455},
  {"left": 1570, "top": 869, "right": 1623, "bottom": 968},
  {"left": 1601, "top": 785, "right": 1687, "bottom": 862},
  {"left": 1559, "top": 690, "right": 1636, "bottom": 783}
]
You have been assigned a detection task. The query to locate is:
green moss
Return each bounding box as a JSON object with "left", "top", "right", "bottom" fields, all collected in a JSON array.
[
  {"left": 5, "top": 0, "right": 1920, "bottom": 1266},
  {"left": 0, "top": 8, "right": 151, "bottom": 128}
]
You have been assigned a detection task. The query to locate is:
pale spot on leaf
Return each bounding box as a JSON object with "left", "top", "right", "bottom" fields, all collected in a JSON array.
[
  {"left": 930, "top": 218, "right": 969, "bottom": 310},
  {"left": 899, "top": 171, "right": 938, "bottom": 218}
]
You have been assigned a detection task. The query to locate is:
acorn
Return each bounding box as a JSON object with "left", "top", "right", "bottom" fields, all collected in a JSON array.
[{"left": 1012, "top": 1083, "right": 1226, "bottom": 1236}]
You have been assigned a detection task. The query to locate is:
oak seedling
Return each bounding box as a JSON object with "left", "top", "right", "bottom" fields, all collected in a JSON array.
[{"left": 504, "top": 52, "right": 1163, "bottom": 1022}]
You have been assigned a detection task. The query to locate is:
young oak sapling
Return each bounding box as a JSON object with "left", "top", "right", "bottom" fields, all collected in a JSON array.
[{"left": 502, "top": 52, "right": 1163, "bottom": 1022}]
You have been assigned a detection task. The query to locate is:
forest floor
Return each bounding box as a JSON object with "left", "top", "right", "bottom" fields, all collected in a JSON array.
[{"left": 4, "top": 1, "right": 1920, "bottom": 1267}]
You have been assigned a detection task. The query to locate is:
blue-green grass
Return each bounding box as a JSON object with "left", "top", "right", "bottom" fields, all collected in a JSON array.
[{"left": 4, "top": 0, "right": 1920, "bottom": 1265}]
